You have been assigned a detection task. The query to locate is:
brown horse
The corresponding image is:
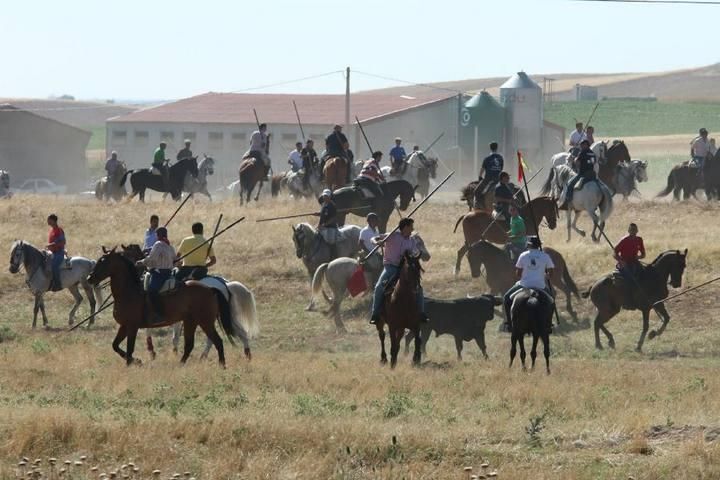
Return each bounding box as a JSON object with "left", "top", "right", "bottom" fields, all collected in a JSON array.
[
  {"left": 466, "top": 240, "right": 580, "bottom": 322},
  {"left": 238, "top": 157, "right": 269, "bottom": 204},
  {"left": 656, "top": 161, "right": 703, "bottom": 201},
  {"left": 460, "top": 180, "right": 527, "bottom": 211},
  {"left": 323, "top": 157, "right": 349, "bottom": 190},
  {"left": 598, "top": 141, "right": 632, "bottom": 193},
  {"left": 453, "top": 196, "right": 559, "bottom": 275},
  {"left": 376, "top": 253, "right": 424, "bottom": 368},
  {"left": 582, "top": 249, "right": 687, "bottom": 352},
  {"left": 87, "top": 248, "right": 239, "bottom": 367}
]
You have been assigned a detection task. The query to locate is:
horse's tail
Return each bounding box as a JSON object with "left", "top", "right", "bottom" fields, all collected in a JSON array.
[
  {"left": 227, "top": 281, "right": 259, "bottom": 339},
  {"left": 214, "top": 290, "right": 236, "bottom": 345},
  {"left": 311, "top": 263, "right": 331, "bottom": 305},
  {"left": 656, "top": 169, "right": 675, "bottom": 198},
  {"left": 453, "top": 214, "right": 465, "bottom": 233},
  {"left": 598, "top": 182, "right": 614, "bottom": 222},
  {"left": 119, "top": 170, "right": 132, "bottom": 187},
  {"left": 540, "top": 167, "right": 555, "bottom": 196},
  {"left": 562, "top": 264, "right": 580, "bottom": 298},
  {"left": 271, "top": 174, "right": 282, "bottom": 197}
]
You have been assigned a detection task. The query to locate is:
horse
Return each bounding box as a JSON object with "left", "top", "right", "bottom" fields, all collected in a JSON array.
[
  {"left": 308, "top": 234, "right": 431, "bottom": 332},
  {"left": 703, "top": 152, "right": 720, "bottom": 200},
  {"left": 376, "top": 253, "right": 425, "bottom": 368},
  {"left": 466, "top": 240, "right": 580, "bottom": 322},
  {"left": 453, "top": 196, "right": 559, "bottom": 275},
  {"left": 582, "top": 249, "right": 687, "bottom": 352},
  {"left": 509, "top": 289, "right": 553, "bottom": 374},
  {"left": 0, "top": 170, "right": 11, "bottom": 198},
  {"left": 380, "top": 151, "right": 438, "bottom": 198},
  {"left": 9, "top": 240, "right": 102, "bottom": 328},
  {"left": 292, "top": 222, "right": 362, "bottom": 278},
  {"left": 323, "top": 156, "right": 350, "bottom": 190},
  {"left": 120, "top": 157, "right": 199, "bottom": 202},
  {"left": 166, "top": 155, "right": 214, "bottom": 200},
  {"left": 540, "top": 164, "right": 614, "bottom": 242},
  {"left": 550, "top": 141, "right": 631, "bottom": 194},
  {"left": 238, "top": 156, "right": 270, "bottom": 204},
  {"left": 656, "top": 161, "right": 703, "bottom": 201},
  {"left": 551, "top": 141, "right": 608, "bottom": 169},
  {"left": 87, "top": 248, "right": 245, "bottom": 367},
  {"left": 460, "top": 181, "right": 526, "bottom": 211},
  {"left": 284, "top": 164, "right": 323, "bottom": 199},
  {"left": 614, "top": 159, "right": 648, "bottom": 200},
  {"left": 331, "top": 180, "right": 416, "bottom": 233},
  {"left": 95, "top": 163, "right": 128, "bottom": 202}
]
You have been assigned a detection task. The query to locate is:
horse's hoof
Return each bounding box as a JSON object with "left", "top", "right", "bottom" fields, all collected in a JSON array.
[
  {"left": 150, "top": 351, "right": 157, "bottom": 360},
  {"left": 244, "top": 348, "right": 252, "bottom": 360},
  {"left": 595, "top": 344, "right": 604, "bottom": 351},
  {"left": 648, "top": 330, "right": 657, "bottom": 340},
  {"left": 635, "top": 347, "right": 643, "bottom": 353}
]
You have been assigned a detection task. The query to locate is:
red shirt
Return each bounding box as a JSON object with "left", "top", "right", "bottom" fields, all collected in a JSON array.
[
  {"left": 615, "top": 235, "right": 644, "bottom": 263},
  {"left": 48, "top": 226, "right": 66, "bottom": 253}
]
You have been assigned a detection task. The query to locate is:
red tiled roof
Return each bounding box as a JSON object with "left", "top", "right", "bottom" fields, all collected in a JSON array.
[{"left": 108, "top": 92, "right": 456, "bottom": 125}]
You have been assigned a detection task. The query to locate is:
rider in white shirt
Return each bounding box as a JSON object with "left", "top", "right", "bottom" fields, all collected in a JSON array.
[
  {"left": 288, "top": 142, "right": 304, "bottom": 172},
  {"left": 358, "top": 213, "right": 380, "bottom": 253},
  {"left": 568, "top": 122, "right": 585, "bottom": 148}
]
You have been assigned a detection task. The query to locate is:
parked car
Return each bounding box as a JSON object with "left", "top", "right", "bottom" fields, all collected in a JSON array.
[{"left": 12, "top": 178, "right": 67, "bottom": 195}]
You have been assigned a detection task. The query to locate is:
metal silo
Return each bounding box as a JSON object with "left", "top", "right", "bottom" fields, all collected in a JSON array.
[
  {"left": 500, "top": 72, "right": 543, "bottom": 166},
  {"left": 460, "top": 91, "right": 506, "bottom": 174}
]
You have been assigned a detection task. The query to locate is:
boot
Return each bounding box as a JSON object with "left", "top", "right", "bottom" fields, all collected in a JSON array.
[
  {"left": 369, "top": 313, "right": 380, "bottom": 325},
  {"left": 419, "top": 312, "right": 429, "bottom": 323},
  {"left": 50, "top": 276, "right": 62, "bottom": 292},
  {"left": 501, "top": 299, "right": 512, "bottom": 332}
]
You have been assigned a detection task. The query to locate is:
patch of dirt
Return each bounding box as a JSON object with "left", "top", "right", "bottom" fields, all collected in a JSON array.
[{"left": 647, "top": 425, "right": 720, "bottom": 443}]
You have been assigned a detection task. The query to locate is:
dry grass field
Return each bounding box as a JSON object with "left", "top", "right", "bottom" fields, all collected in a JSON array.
[{"left": 1, "top": 187, "right": 720, "bottom": 479}]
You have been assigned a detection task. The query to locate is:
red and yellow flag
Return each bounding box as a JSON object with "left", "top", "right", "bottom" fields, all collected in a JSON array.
[{"left": 517, "top": 150, "right": 530, "bottom": 183}]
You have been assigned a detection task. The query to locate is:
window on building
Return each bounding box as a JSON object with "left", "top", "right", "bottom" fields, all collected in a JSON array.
[
  {"left": 160, "top": 131, "right": 175, "bottom": 143},
  {"left": 209, "top": 132, "right": 224, "bottom": 150},
  {"left": 111, "top": 130, "right": 127, "bottom": 146},
  {"left": 135, "top": 130, "right": 149, "bottom": 147},
  {"left": 231, "top": 132, "right": 246, "bottom": 149},
  {"left": 182, "top": 132, "right": 196, "bottom": 143}
]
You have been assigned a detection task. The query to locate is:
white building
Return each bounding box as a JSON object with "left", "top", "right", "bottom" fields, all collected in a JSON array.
[{"left": 107, "top": 92, "right": 460, "bottom": 187}]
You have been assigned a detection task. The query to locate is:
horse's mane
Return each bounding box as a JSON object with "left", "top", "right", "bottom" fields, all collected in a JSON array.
[
  {"left": 113, "top": 252, "right": 143, "bottom": 288},
  {"left": 651, "top": 249, "right": 683, "bottom": 266},
  {"left": 14, "top": 240, "right": 44, "bottom": 264}
]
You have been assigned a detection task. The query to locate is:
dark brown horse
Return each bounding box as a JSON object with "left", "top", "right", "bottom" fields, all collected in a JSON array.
[
  {"left": 87, "top": 248, "right": 239, "bottom": 367},
  {"left": 509, "top": 288, "right": 552, "bottom": 374},
  {"left": 460, "top": 180, "right": 526, "bottom": 210},
  {"left": 454, "top": 197, "right": 559, "bottom": 275},
  {"left": 377, "top": 253, "right": 424, "bottom": 368},
  {"left": 323, "top": 157, "right": 349, "bottom": 190},
  {"left": 598, "top": 141, "right": 632, "bottom": 193},
  {"left": 582, "top": 249, "right": 687, "bottom": 352},
  {"left": 656, "top": 161, "right": 703, "bottom": 200},
  {"left": 238, "top": 157, "right": 270, "bottom": 204},
  {"left": 467, "top": 240, "right": 580, "bottom": 321}
]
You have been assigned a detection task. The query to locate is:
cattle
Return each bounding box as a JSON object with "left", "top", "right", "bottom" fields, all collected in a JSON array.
[{"left": 404, "top": 295, "right": 503, "bottom": 360}]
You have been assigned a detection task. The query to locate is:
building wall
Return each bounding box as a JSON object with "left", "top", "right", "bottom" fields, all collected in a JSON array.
[{"left": 0, "top": 111, "right": 90, "bottom": 191}]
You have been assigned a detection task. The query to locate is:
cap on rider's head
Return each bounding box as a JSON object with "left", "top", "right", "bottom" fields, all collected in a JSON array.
[
  {"left": 156, "top": 227, "right": 168, "bottom": 238},
  {"left": 184, "top": 139, "right": 191, "bottom": 145},
  {"left": 320, "top": 188, "right": 332, "bottom": 199},
  {"left": 395, "top": 137, "right": 402, "bottom": 142},
  {"left": 111, "top": 151, "right": 118, "bottom": 156},
  {"left": 334, "top": 124, "right": 342, "bottom": 130},
  {"left": 527, "top": 235, "right": 541, "bottom": 249},
  {"left": 700, "top": 127, "right": 708, "bottom": 135},
  {"left": 366, "top": 212, "right": 378, "bottom": 221},
  {"left": 159, "top": 141, "right": 167, "bottom": 148}
]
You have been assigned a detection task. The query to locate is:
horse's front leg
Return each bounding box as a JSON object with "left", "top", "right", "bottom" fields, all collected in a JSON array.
[
  {"left": 648, "top": 303, "right": 671, "bottom": 340},
  {"left": 39, "top": 295, "right": 49, "bottom": 328},
  {"left": 255, "top": 181, "right": 263, "bottom": 201},
  {"left": 636, "top": 309, "right": 650, "bottom": 353},
  {"left": 454, "top": 244, "right": 468, "bottom": 276},
  {"left": 588, "top": 210, "right": 601, "bottom": 243},
  {"left": 530, "top": 334, "right": 539, "bottom": 370},
  {"left": 572, "top": 210, "right": 586, "bottom": 238},
  {"left": 412, "top": 329, "right": 422, "bottom": 365},
  {"left": 125, "top": 326, "right": 140, "bottom": 366},
  {"left": 377, "top": 324, "right": 387, "bottom": 365},
  {"left": 32, "top": 294, "right": 41, "bottom": 329},
  {"left": 67, "top": 284, "right": 83, "bottom": 326},
  {"left": 112, "top": 325, "right": 128, "bottom": 361}
]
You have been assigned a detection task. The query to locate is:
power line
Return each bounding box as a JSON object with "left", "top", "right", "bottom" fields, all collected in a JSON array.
[
  {"left": 573, "top": 0, "right": 720, "bottom": 4},
  {"left": 352, "top": 70, "right": 466, "bottom": 95},
  {"left": 230, "top": 70, "right": 344, "bottom": 93}
]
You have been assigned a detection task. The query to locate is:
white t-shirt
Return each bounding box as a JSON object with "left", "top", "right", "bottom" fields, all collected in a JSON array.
[
  {"left": 569, "top": 130, "right": 585, "bottom": 147},
  {"left": 692, "top": 136, "right": 710, "bottom": 157},
  {"left": 515, "top": 249, "right": 555, "bottom": 289},
  {"left": 288, "top": 150, "right": 303, "bottom": 170},
  {"left": 359, "top": 225, "right": 379, "bottom": 251}
]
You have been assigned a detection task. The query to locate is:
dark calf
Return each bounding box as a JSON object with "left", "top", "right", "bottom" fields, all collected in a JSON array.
[{"left": 405, "top": 295, "right": 502, "bottom": 360}]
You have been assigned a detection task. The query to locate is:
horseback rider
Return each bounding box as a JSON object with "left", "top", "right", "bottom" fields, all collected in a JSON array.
[
  {"left": 321, "top": 125, "right": 350, "bottom": 181},
  {"left": 506, "top": 204, "right": 527, "bottom": 262},
  {"left": 248, "top": 123, "right": 270, "bottom": 170},
  {"left": 288, "top": 142, "right": 304, "bottom": 173},
  {"left": 177, "top": 139, "right": 193, "bottom": 161},
  {"left": 389, "top": 137, "right": 407, "bottom": 174},
  {"left": 152, "top": 142, "right": 170, "bottom": 190},
  {"left": 474, "top": 142, "right": 504, "bottom": 209},
  {"left": 138, "top": 227, "right": 175, "bottom": 324},
  {"left": 502, "top": 236, "right": 555, "bottom": 333},
  {"left": 175, "top": 222, "right": 216, "bottom": 281},
  {"left": 690, "top": 127, "right": 710, "bottom": 171},
  {"left": 301, "top": 139, "right": 318, "bottom": 190},
  {"left": 143, "top": 214, "right": 159, "bottom": 254},
  {"left": 359, "top": 212, "right": 380, "bottom": 254},
  {"left": 104, "top": 151, "right": 122, "bottom": 199},
  {"left": 585, "top": 125, "right": 595, "bottom": 145},
  {"left": 318, "top": 189, "right": 340, "bottom": 258},
  {"left": 46, "top": 214, "right": 66, "bottom": 292},
  {"left": 560, "top": 139, "right": 596, "bottom": 209},
  {"left": 354, "top": 151, "right": 385, "bottom": 199},
  {"left": 569, "top": 122, "right": 584, "bottom": 148},
  {"left": 614, "top": 222, "right": 646, "bottom": 280},
  {"left": 369, "top": 217, "right": 427, "bottom": 325},
  {"left": 493, "top": 172, "right": 514, "bottom": 221}
]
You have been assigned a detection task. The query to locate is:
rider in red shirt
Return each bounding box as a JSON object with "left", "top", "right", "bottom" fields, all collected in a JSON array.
[
  {"left": 46, "top": 214, "right": 66, "bottom": 291},
  {"left": 614, "top": 223, "right": 645, "bottom": 277}
]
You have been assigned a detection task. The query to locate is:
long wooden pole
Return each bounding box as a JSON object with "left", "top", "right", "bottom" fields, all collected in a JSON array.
[
  {"left": 163, "top": 192, "right": 193, "bottom": 228},
  {"left": 177, "top": 217, "right": 246, "bottom": 263},
  {"left": 256, "top": 206, "right": 371, "bottom": 223},
  {"left": 652, "top": 275, "right": 720, "bottom": 307},
  {"left": 206, "top": 213, "right": 223, "bottom": 261},
  {"left": 293, "top": 101, "right": 306, "bottom": 142}
]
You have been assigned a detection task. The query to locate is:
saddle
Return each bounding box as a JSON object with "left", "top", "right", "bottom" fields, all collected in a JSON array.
[
  {"left": 510, "top": 287, "right": 555, "bottom": 308},
  {"left": 350, "top": 180, "right": 379, "bottom": 200},
  {"left": 43, "top": 252, "right": 71, "bottom": 272},
  {"left": 142, "top": 272, "right": 179, "bottom": 294},
  {"left": 573, "top": 177, "right": 596, "bottom": 191}
]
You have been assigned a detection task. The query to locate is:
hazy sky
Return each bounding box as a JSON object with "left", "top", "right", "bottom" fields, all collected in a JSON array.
[{"left": 2, "top": 0, "right": 717, "bottom": 100}]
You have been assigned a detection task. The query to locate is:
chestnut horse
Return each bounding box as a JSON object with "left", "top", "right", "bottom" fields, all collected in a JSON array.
[
  {"left": 238, "top": 158, "right": 270, "bottom": 204},
  {"left": 376, "top": 253, "right": 424, "bottom": 368},
  {"left": 87, "top": 248, "right": 242, "bottom": 367},
  {"left": 453, "top": 196, "right": 559, "bottom": 275},
  {"left": 323, "top": 157, "right": 349, "bottom": 190}
]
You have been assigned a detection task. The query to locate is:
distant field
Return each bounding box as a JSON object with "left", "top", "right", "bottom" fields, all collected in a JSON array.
[
  {"left": 544, "top": 101, "right": 720, "bottom": 137},
  {"left": 83, "top": 126, "right": 105, "bottom": 151}
]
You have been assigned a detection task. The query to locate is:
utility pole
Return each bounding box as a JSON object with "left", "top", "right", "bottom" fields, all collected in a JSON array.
[{"left": 345, "top": 67, "right": 351, "bottom": 132}]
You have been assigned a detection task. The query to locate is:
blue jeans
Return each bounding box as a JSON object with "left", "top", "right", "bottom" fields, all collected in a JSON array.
[
  {"left": 371, "top": 264, "right": 424, "bottom": 317},
  {"left": 148, "top": 269, "right": 171, "bottom": 292},
  {"left": 51, "top": 251, "right": 64, "bottom": 288},
  {"left": 565, "top": 173, "right": 595, "bottom": 203}
]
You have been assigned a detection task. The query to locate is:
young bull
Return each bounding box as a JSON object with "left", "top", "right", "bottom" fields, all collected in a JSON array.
[{"left": 404, "top": 295, "right": 502, "bottom": 360}]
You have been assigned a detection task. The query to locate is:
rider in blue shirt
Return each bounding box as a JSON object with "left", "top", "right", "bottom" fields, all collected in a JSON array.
[
  {"left": 389, "top": 137, "right": 407, "bottom": 174},
  {"left": 474, "top": 142, "right": 504, "bottom": 208}
]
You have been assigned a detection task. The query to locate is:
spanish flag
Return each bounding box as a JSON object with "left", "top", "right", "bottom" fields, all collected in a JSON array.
[{"left": 517, "top": 150, "right": 530, "bottom": 183}]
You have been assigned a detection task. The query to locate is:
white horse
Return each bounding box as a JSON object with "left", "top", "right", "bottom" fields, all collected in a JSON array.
[
  {"left": 307, "top": 233, "right": 432, "bottom": 332},
  {"left": 540, "top": 165, "right": 614, "bottom": 242},
  {"left": 171, "top": 279, "right": 259, "bottom": 359},
  {"left": 550, "top": 141, "right": 608, "bottom": 172},
  {"left": 9, "top": 240, "right": 102, "bottom": 328},
  {"left": 174, "top": 155, "right": 215, "bottom": 200},
  {"left": 292, "top": 222, "right": 362, "bottom": 278},
  {"left": 285, "top": 166, "right": 323, "bottom": 198},
  {"left": 0, "top": 170, "right": 12, "bottom": 198},
  {"left": 380, "top": 151, "right": 437, "bottom": 198},
  {"left": 614, "top": 159, "right": 648, "bottom": 200}
]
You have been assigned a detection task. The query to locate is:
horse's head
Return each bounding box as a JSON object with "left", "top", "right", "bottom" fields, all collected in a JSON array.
[
  {"left": 668, "top": 249, "right": 688, "bottom": 288},
  {"left": 608, "top": 140, "right": 630, "bottom": 163},
  {"left": 292, "top": 223, "right": 312, "bottom": 259},
  {"left": 535, "top": 197, "right": 558, "bottom": 230},
  {"left": 426, "top": 157, "right": 438, "bottom": 179},
  {"left": 399, "top": 251, "right": 424, "bottom": 284},
  {"left": 88, "top": 247, "right": 119, "bottom": 285},
  {"left": 200, "top": 155, "right": 215, "bottom": 176},
  {"left": 467, "top": 240, "right": 494, "bottom": 278},
  {"left": 592, "top": 141, "right": 608, "bottom": 164},
  {"left": 120, "top": 243, "right": 145, "bottom": 262},
  {"left": 632, "top": 159, "right": 648, "bottom": 183},
  {"left": 9, "top": 240, "right": 24, "bottom": 274},
  {"left": 411, "top": 233, "right": 431, "bottom": 262}
]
